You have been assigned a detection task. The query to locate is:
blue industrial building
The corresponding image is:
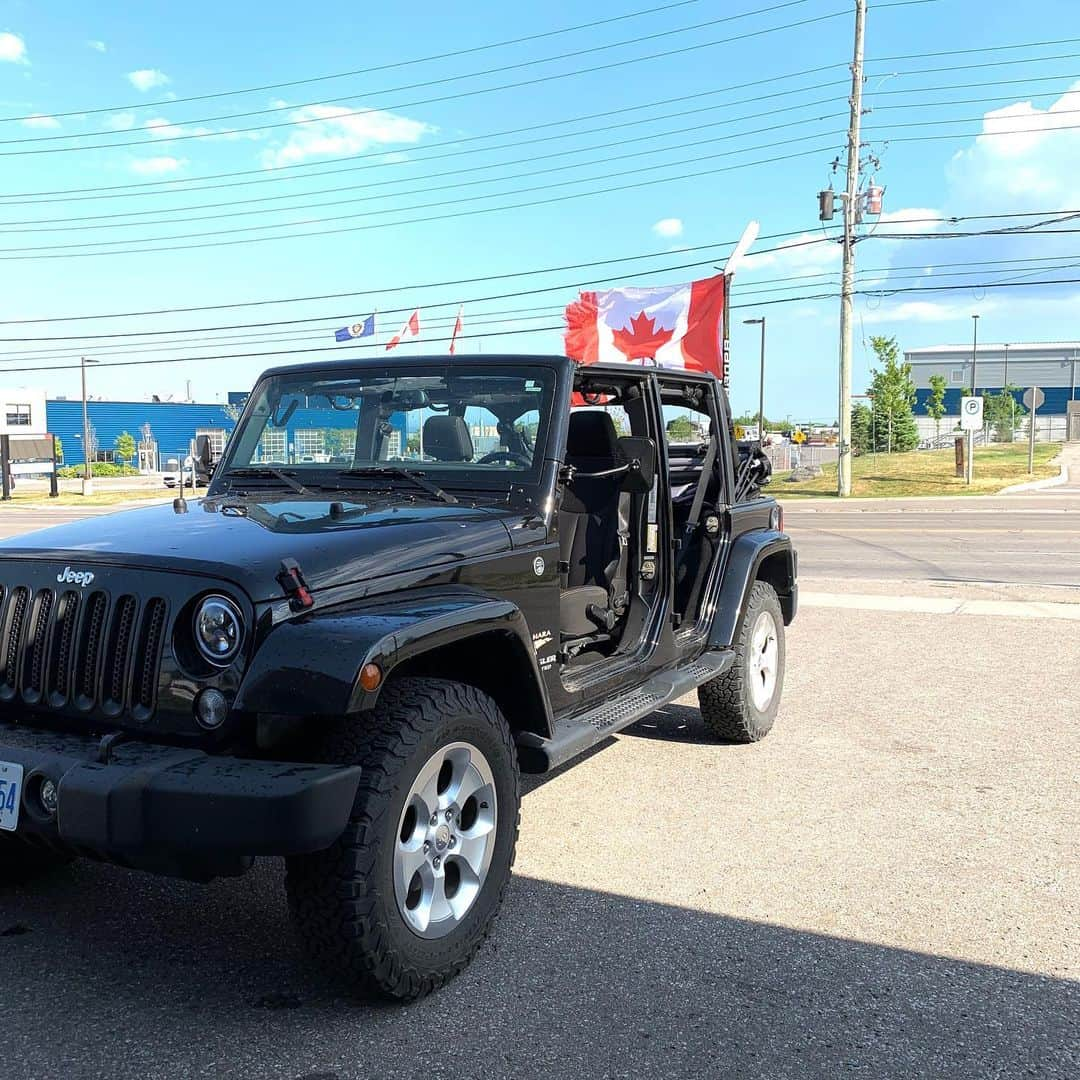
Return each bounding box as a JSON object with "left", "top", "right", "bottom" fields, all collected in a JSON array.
[
  {"left": 46, "top": 399, "right": 236, "bottom": 470},
  {"left": 905, "top": 343, "right": 1080, "bottom": 442},
  {"left": 46, "top": 397, "right": 420, "bottom": 470}
]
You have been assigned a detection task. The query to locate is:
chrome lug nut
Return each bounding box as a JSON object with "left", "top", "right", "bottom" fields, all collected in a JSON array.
[
  {"left": 448, "top": 836, "right": 457, "bottom": 848},
  {"left": 432, "top": 856, "right": 441, "bottom": 869},
  {"left": 430, "top": 813, "right": 438, "bottom": 825},
  {"left": 423, "top": 841, "right": 431, "bottom": 853},
  {"left": 445, "top": 809, "right": 453, "bottom": 821}
]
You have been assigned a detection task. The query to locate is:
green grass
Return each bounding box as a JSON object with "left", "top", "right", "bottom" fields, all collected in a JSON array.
[
  {"left": 773, "top": 443, "right": 1061, "bottom": 498},
  {"left": 0, "top": 488, "right": 173, "bottom": 509}
]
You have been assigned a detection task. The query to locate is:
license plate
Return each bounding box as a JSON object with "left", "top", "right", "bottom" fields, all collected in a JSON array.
[{"left": 0, "top": 761, "right": 23, "bottom": 832}]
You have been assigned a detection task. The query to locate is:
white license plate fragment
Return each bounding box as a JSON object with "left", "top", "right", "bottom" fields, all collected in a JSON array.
[{"left": 0, "top": 761, "right": 23, "bottom": 832}]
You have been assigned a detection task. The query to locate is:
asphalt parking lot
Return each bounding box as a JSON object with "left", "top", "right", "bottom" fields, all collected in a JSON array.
[{"left": 1, "top": 501, "right": 1077, "bottom": 1078}]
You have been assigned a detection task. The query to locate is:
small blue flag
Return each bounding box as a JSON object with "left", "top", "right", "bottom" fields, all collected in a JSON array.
[{"left": 335, "top": 314, "right": 375, "bottom": 342}]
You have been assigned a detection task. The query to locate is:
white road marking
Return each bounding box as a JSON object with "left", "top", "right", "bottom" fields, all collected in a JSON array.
[{"left": 801, "top": 591, "right": 1080, "bottom": 621}]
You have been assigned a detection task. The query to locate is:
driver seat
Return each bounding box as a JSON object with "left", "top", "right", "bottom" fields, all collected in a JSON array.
[{"left": 558, "top": 412, "right": 627, "bottom": 647}]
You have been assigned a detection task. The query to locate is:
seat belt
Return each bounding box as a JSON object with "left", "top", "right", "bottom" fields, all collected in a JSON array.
[
  {"left": 606, "top": 492, "right": 632, "bottom": 613},
  {"left": 683, "top": 435, "right": 718, "bottom": 539}
]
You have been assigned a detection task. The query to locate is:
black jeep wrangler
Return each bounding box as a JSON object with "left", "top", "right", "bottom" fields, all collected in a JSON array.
[{"left": 0, "top": 355, "right": 795, "bottom": 999}]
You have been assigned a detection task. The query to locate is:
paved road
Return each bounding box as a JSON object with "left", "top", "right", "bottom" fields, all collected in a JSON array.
[
  {"left": 0, "top": 498, "right": 1076, "bottom": 1078},
  {"left": 2, "top": 606, "right": 1075, "bottom": 1079},
  {"left": 785, "top": 491, "right": 1080, "bottom": 590}
]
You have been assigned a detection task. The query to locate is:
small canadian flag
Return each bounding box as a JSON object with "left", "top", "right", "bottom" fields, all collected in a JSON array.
[
  {"left": 448, "top": 307, "right": 464, "bottom": 355},
  {"left": 386, "top": 309, "right": 420, "bottom": 351}
]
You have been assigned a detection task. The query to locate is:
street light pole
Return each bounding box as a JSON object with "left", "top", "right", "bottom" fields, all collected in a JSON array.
[
  {"left": 1003, "top": 342, "right": 1012, "bottom": 439},
  {"left": 967, "top": 315, "right": 980, "bottom": 484},
  {"left": 743, "top": 317, "right": 766, "bottom": 444},
  {"left": 80, "top": 356, "right": 99, "bottom": 496}
]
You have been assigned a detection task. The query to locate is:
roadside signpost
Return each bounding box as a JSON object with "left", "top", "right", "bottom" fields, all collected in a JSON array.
[
  {"left": 959, "top": 395, "right": 983, "bottom": 484},
  {"left": 1023, "top": 386, "right": 1044, "bottom": 474}
]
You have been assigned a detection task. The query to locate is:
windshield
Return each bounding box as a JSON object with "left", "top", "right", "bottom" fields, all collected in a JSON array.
[{"left": 219, "top": 364, "right": 556, "bottom": 492}]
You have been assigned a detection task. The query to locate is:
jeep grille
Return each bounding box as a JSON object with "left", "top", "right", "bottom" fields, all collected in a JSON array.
[{"left": 0, "top": 585, "right": 167, "bottom": 718}]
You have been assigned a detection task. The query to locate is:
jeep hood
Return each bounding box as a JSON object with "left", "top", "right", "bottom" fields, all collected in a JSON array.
[{"left": 0, "top": 495, "right": 519, "bottom": 602}]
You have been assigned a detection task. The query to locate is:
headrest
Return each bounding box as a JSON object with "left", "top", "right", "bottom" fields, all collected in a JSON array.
[
  {"left": 423, "top": 415, "right": 473, "bottom": 462},
  {"left": 566, "top": 410, "right": 619, "bottom": 461}
]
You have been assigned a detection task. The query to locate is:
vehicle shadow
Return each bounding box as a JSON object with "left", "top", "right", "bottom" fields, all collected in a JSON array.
[{"left": 2, "top": 861, "right": 1074, "bottom": 1079}]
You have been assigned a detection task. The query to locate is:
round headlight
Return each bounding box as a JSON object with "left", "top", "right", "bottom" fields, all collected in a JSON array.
[{"left": 194, "top": 595, "right": 244, "bottom": 666}]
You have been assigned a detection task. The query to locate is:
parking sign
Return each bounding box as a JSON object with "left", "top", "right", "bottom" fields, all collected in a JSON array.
[{"left": 960, "top": 396, "right": 983, "bottom": 431}]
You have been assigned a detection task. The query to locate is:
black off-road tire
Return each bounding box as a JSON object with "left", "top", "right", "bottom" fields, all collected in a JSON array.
[
  {"left": 285, "top": 677, "right": 520, "bottom": 1001},
  {"left": 698, "top": 580, "right": 785, "bottom": 743},
  {"left": 1, "top": 835, "right": 72, "bottom": 884}
]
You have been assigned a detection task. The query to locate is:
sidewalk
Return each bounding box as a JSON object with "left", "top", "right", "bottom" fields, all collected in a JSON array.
[{"left": 1001, "top": 441, "right": 1080, "bottom": 494}]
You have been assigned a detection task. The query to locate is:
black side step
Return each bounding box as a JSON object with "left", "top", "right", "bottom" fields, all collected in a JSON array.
[{"left": 517, "top": 649, "right": 735, "bottom": 773}]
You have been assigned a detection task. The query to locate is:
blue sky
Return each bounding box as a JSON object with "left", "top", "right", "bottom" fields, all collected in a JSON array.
[{"left": 0, "top": 0, "right": 1078, "bottom": 421}]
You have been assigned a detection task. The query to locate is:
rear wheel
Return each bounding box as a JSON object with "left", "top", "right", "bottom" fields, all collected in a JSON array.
[
  {"left": 0, "top": 835, "right": 72, "bottom": 885},
  {"left": 698, "top": 580, "right": 786, "bottom": 743},
  {"left": 286, "top": 677, "right": 520, "bottom": 1000}
]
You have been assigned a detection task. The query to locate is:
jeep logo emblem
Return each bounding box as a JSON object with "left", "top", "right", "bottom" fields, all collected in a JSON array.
[{"left": 57, "top": 566, "right": 95, "bottom": 588}]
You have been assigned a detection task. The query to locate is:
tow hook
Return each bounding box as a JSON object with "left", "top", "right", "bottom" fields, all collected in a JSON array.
[{"left": 277, "top": 558, "right": 314, "bottom": 611}]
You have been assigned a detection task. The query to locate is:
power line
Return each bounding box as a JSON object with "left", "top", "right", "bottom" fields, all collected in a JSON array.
[
  {"left": 0, "top": 236, "right": 836, "bottom": 342},
  {"left": 0, "top": 143, "right": 844, "bottom": 260},
  {"left": 0, "top": 111, "right": 850, "bottom": 234},
  {"left": 0, "top": 0, "right": 742, "bottom": 124},
  {"left": 7, "top": 70, "right": 1078, "bottom": 230},
  {"left": 0, "top": 5, "right": 852, "bottom": 157},
  {"left": 5, "top": 48, "right": 1068, "bottom": 206}
]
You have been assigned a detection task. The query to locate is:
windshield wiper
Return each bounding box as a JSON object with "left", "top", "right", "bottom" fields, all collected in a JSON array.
[
  {"left": 226, "top": 466, "right": 310, "bottom": 496},
  {"left": 338, "top": 466, "right": 458, "bottom": 504}
]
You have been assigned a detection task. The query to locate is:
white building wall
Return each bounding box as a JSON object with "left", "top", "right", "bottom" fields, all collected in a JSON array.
[{"left": 0, "top": 388, "right": 48, "bottom": 436}]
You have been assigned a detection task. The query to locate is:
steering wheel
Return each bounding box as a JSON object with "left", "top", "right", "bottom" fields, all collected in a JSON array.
[{"left": 477, "top": 450, "right": 531, "bottom": 467}]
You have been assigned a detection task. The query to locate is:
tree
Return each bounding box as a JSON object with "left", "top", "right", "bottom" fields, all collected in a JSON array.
[
  {"left": 868, "top": 336, "right": 918, "bottom": 452},
  {"left": 323, "top": 428, "right": 356, "bottom": 457},
  {"left": 984, "top": 384, "right": 1026, "bottom": 443},
  {"left": 115, "top": 431, "right": 136, "bottom": 465},
  {"left": 850, "top": 402, "right": 873, "bottom": 456},
  {"left": 666, "top": 415, "right": 694, "bottom": 441},
  {"left": 925, "top": 373, "right": 948, "bottom": 442}
]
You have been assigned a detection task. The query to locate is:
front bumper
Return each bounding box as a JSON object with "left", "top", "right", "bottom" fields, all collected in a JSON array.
[{"left": 0, "top": 723, "right": 361, "bottom": 880}]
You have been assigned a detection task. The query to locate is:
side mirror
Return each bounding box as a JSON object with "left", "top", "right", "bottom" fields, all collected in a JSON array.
[{"left": 616, "top": 436, "right": 657, "bottom": 494}]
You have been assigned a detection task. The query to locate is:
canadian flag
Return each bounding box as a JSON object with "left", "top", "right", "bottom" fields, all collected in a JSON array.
[
  {"left": 386, "top": 309, "right": 420, "bottom": 351},
  {"left": 448, "top": 307, "right": 464, "bottom": 355},
  {"left": 564, "top": 274, "right": 725, "bottom": 377}
]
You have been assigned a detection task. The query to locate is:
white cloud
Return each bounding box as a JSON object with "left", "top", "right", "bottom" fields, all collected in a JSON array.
[
  {"left": 946, "top": 81, "right": 1080, "bottom": 206},
  {"left": 742, "top": 231, "right": 843, "bottom": 278},
  {"left": 104, "top": 112, "right": 136, "bottom": 131},
  {"left": 261, "top": 103, "right": 433, "bottom": 167},
  {"left": 0, "top": 32, "right": 27, "bottom": 64},
  {"left": 87, "top": 40, "right": 106, "bottom": 53},
  {"left": 129, "top": 155, "right": 187, "bottom": 176},
  {"left": 877, "top": 207, "right": 942, "bottom": 234},
  {"left": 144, "top": 116, "right": 185, "bottom": 139},
  {"left": 127, "top": 69, "right": 170, "bottom": 92},
  {"left": 21, "top": 113, "right": 59, "bottom": 129},
  {"left": 652, "top": 217, "right": 683, "bottom": 238}
]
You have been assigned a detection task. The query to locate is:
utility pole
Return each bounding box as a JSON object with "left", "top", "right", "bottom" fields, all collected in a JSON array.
[{"left": 836, "top": 0, "right": 867, "bottom": 498}]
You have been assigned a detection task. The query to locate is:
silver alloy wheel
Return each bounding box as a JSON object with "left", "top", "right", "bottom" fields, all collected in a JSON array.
[
  {"left": 393, "top": 741, "right": 498, "bottom": 939},
  {"left": 748, "top": 609, "right": 779, "bottom": 712}
]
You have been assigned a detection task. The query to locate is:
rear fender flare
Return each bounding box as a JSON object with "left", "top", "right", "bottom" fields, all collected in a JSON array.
[{"left": 709, "top": 531, "right": 797, "bottom": 649}]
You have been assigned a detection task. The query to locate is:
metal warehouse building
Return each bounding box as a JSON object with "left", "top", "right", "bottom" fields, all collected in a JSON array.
[
  {"left": 46, "top": 398, "right": 236, "bottom": 470},
  {"left": 905, "top": 343, "right": 1080, "bottom": 442}
]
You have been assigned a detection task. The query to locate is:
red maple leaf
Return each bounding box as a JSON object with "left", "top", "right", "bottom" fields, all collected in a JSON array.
[{"left": 612, "top": 310, "right": 675, "bottom": 361}]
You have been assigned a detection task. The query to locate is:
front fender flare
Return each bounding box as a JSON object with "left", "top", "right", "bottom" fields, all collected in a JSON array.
[{"left": 235, "top": 589, "right": 551, "bottom": 728}]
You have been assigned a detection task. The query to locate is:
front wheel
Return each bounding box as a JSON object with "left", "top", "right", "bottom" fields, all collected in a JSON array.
[
  {"left": 698, "top": 580, "right": 786, "bottom": 742},
  {"left": 286, "top": 678, "right": 520, "bottom": 1000}
]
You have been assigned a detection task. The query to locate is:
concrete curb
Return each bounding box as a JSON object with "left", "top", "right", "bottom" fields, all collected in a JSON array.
[{"left": 998, "top": 460, "right": 1069, "bottom": 494}]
